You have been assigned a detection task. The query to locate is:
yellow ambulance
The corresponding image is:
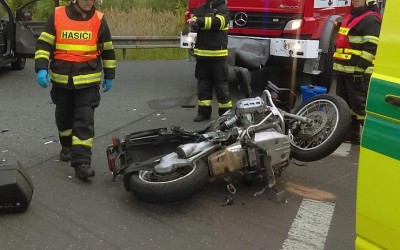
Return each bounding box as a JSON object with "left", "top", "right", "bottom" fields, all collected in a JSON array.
[{"left": 356, "top": 0, "right": 400, "bottom": 249}]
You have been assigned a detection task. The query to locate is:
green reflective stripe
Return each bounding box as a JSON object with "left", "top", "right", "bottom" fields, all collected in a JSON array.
[
  {"left": 348, "top": 36, "right": 364, "bottom": 43},
  {"left": 72, "top": 136, "right": 93, "bottom": 147},
  {"left": 73, "top": 72, "right": 102, "bottom": 85},
  {"left": 50, "top": 72, "right": 69, "bottom": 84},
  {"left": 198, "top": 100, "right": 212, "bottom": 106},
  {"left": 203, "top": 17, "right": 212, "bottom": 30},
  {"left": 333, "top": 63, "right": 356, "bottom": 73},
  {"left": 222, "top": 24, "right": 229, "bottom": 31},
  {"left": 35, "top": 50, "right": 50, "bottom": 60},
  {"left": 38, "top": 32, "right": 55, "bottom": 45},
  {"left": 215, "top": 14, "right": 226, "bottom": 30},
  {"left": 360, "top": 51, "right": 375, "bottom": 62},
  {"left": 194, "top": 49, "right": 228, "bottom": 57},
  {"left": 59, "top": 129, "right": 72, "bottom": 137},
  {"left": 218, "top": 101, "right": 232, "bottom": 108},
  {"left": 103, "top": 60, "right": 116, "bottom": 68},
  {"left": 103, "top": 41, "right": 114, "bottom": 50},
  {"left": 363, "top": 35, "right": 379, "bottom": 44},
  {"left": 349, "top": 35, "right": 379, "bottom": 44},
  {"left": 56, "top": 43, "right": 97, "bottom": 52}
]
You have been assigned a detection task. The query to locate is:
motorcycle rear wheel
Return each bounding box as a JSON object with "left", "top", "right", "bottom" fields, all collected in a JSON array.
[
  {"left": 289, "top": 94, "right": 351, "bottom": 162},
  {"left": 129, "top": 159, "right": 208, "bottom": 203}
]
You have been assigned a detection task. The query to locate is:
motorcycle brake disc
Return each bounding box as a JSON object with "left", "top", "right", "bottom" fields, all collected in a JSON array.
[{"left": 295, "top": 111, "right": 328, "bottom": 139}]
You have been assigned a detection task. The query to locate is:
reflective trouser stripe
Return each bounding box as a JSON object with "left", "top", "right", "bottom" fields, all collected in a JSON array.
[
  {"left": 218, "top": 101, "right": 232, "bottom": 108},
  {"left": 198, "top": 100, "right": 212, "bottom": 107},
  {"left": 59, "top": 129, "right": 72, "bottom": 137},
  {"left": 194, "top": 49, "right": 228, "bottom": 57},
  {"left": 72, "top": 136, "right": 93, "bottom": 148}
]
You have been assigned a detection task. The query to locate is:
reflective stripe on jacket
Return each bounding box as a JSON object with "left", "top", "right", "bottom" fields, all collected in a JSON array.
[
  {"left": 35, "top": 4, "right": 116, "bottom": 89},
  {"left": 333, "top": 10, "right": 381, "bottom": 75},
  {"left": 193, "top": 0, "right": 230, "bottom": 59}
]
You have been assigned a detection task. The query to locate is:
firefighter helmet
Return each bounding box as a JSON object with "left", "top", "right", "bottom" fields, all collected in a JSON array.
[{"left": 366, "top": 0, "right": 377, "bottom": 6}]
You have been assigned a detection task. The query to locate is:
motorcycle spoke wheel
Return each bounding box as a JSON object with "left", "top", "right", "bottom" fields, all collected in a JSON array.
[
  {"left": 290, "top": 99, "right": 338, "bottom": 150},
  {"left": 289, "top": 94, "right": 351, "bottom": 162}
]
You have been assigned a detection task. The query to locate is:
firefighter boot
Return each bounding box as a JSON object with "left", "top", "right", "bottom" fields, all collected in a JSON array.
[
  {"left": 345, "top": 119, "right": 361, "bottom": 145},
  {"left": 59, "top": 147, "right": 71, "bottom": 162},
  {"left": 74, "top": 164, "right": 95, "bottom": 179},
  {"left": 193, "top": 114, "right": 211, "bottom": 122},
  {"left": 194, "top": 106, "right": 211, "bottom": 122}
]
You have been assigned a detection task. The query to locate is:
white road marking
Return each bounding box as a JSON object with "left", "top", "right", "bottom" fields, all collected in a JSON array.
[
  {"left": 331, "top": 143, "right": 351, "bottom": 157},
  {"left": 281, "top": 199, "right": 336, "bottom": 250}
]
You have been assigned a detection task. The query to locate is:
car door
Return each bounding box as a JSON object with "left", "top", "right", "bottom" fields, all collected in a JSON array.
[
  {"left": 14, "top": 0, "right": 59, "bottom": 57},
  {"left": 0, "top": 0, "right": 12, "bottom": 59}
]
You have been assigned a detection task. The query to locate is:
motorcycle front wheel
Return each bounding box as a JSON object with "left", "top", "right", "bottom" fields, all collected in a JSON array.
[
  {"left": 289, "top": 94, "right": 351, "bottom": 162},
  {"left": 129, "top": 159, "right": 208, "bottom": 203}
]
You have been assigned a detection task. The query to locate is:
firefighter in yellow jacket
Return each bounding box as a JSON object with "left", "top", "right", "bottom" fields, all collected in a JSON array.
[
  {"left": 35, "top": 0, "right": 116, "bottom": 179},
  {"left": 333, "top": 0, "right": 381, "bottom": 144}
]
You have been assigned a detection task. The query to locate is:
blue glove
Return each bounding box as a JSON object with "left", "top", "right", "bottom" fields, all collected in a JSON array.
[
  {"left": 37, "top": 69, "right": 50, "bottom": 88},
  {"left": 102, "top": 79, "right": 113, "bottom": 92}
]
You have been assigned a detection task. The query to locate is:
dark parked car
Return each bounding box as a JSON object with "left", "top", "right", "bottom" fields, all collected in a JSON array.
[{"left": 0, "top": 0, "right": 49, "bottom": 70}]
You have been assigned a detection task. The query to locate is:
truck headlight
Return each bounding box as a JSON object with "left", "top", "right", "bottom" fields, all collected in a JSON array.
[{"left": 284, "top": 19, "right": 303, "bottom": 31}]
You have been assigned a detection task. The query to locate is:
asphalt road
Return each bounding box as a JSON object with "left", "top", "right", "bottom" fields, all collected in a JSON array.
[{"left": 0, "top": 60, "right": 358, "bottom": 250}]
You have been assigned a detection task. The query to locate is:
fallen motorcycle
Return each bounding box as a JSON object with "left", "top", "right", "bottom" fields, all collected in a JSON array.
[{"left": 106, "top": 82, "right": 351, "bottom": 203}]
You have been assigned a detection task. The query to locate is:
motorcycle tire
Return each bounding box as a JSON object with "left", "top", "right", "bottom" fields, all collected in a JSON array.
[
  {"left": 129, "top": 159, "right": 208, "bottom": 203},
  {"left": 290, "top": 94, "right": 351, "bottom": 162}
]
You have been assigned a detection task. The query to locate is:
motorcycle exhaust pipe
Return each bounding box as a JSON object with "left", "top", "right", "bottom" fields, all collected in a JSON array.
[{"left": 176, "top": 141, "right": 215, "bottom": 159}]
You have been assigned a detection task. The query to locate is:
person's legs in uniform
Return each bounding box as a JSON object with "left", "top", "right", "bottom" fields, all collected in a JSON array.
[
  {"left": 336, "top": 74, "right": 362, "bottom": 144},
  {"left": 335, "top": 74, "right": 349, "bottom": 104},
  {"left": 212, "top": 60, "right": 232, "bottom": 116},
  {"left": 194, "top": 59, "right": 213, "bottom": 122},
  {"left": 346, "top": 75, "right": 370, "bottom": 145},
  {"left": 50, "top": 85, "right": 73, "bottom": 162},
  {"left": 71, "top": 86, "right": 100, "bottom": 179}
]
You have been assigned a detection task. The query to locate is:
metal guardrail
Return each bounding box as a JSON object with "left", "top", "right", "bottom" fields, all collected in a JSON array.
[{"left": 112, "top": 36, "right": 181, "bottom": 59}]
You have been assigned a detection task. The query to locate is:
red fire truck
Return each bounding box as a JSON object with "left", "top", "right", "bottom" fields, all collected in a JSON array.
[{"left": 182, "top": 0, "right": 354, "bottom": 93}]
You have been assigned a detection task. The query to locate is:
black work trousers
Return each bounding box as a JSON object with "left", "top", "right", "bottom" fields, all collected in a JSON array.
[
  {"left": 50, "top": 85, "right": 101, "bottom": 167},
  {"left": 195, "top": 59, "right": 231, "bottom": 117},
  {"left": 336, "top": 74, "right": 370, "bottom": 136}
]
